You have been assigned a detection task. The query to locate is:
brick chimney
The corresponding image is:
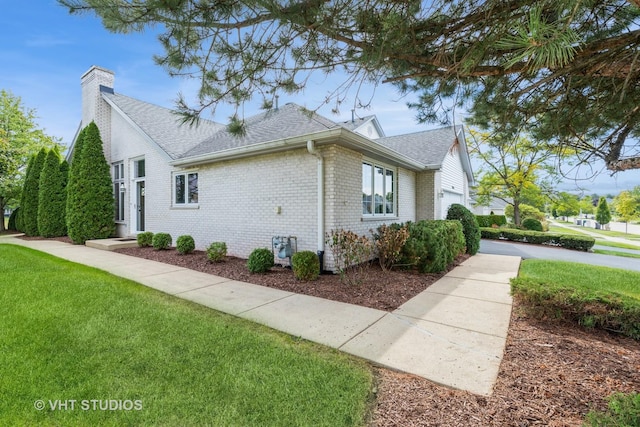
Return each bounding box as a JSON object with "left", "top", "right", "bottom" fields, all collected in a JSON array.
[{"left": 80, "top": 65, "right": 114, "bottom": 161}]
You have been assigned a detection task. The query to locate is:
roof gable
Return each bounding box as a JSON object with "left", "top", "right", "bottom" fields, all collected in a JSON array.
[{"left": 102, "top": 91, "right": 225, "bottom": 159}]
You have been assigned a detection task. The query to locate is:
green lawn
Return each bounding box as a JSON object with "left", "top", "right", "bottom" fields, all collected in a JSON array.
[
  {"left": 0, "top": 244, "right": 372, "bottom": 426},
  {"left": 518, "top": 259, "right": 640, "bottom": 300}
]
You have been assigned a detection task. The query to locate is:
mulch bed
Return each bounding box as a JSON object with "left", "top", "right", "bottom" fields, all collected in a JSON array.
[{"left": 14, "top": 235, "right": 640, "bottom": 425}]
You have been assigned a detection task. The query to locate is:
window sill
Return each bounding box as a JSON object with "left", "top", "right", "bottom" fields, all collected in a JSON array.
[
  {"left": 171, "top": 204, "right": 200, "bottom": 210},
  {"left": 361, "top": 215, "right": 399, "bottom": 222}
]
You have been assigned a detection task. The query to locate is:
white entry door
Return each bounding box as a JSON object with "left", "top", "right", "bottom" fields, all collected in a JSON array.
[{"left": 441, "top": 191, "right": 463, "bottom": 218}]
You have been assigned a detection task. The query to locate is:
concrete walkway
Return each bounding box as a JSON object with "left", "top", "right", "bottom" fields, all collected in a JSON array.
[{"left": 1, "top": 236, "right": 520, "bottom": 396}]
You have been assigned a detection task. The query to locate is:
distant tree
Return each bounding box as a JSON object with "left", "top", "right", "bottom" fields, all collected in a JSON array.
[
  {"left": 553, "top": 192, "right": 581, "bottom": 219},
  {"left": 20, "top": 148, "right": 47, "bottom": 236},
  {"left": 67, "top": 122, "right": 115, "bottom": 244},
  {"left": 0, "top": 89, "right": 60, "bottom": 232},
  {"left": 579, "top": 196, "right": 595, "bottom": 216},
  {"left": 595, "top": 197, "right": 612, "bottom": 226},
  {"left": 470, "top": 129, "right": 558, "bottom": 226},
  {"left": 613, "top": 191, "right": 639, "bottom": 233},
  {"left": 37, "top": 149, "right": 68, "bottom": 237}
]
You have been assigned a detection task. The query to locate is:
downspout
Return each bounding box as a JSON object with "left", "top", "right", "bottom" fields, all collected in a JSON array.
[{"left": 306, "top": 140, "right": 325, "bottom": 273}]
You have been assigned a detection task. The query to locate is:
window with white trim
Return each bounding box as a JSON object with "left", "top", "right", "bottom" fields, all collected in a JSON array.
[
  {"left": 174, "top": 171, "right": 198, "bottom": 205},
  {"left": 362, "top": 161, "right": 395, "bottom": 216},
  {"left": 113, "top": 162, "right": 125, "bottom": 221}
]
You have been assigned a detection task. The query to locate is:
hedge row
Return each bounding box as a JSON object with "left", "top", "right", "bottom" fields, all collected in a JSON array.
[
  {"left": 475, "top": 214, "right": 507, "bottom": 228},
  {"left": 511, "top": 277, "right": 640, "bottom": 340},
  {"left": 481, "top": 227, "right": 595, "bottom": 251}
]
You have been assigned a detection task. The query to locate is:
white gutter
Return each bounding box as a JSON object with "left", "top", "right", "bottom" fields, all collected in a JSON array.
[{"left": 306, "top": 140, "right": 325, "bottom": 271}]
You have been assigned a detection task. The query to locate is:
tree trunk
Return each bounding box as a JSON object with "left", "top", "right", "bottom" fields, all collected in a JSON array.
[
  {"left": 0, "top": 197, "right": 6, "bottom": 232},
  {"left": 513, "top": 200, "right": 521, "bottom": 227}
]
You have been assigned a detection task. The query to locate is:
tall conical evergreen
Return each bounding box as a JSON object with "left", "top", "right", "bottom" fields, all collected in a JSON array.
[
  {"left": 21, "top": 148, "right": 47, "bottom": 236},
  {"left": 596, "top": 197, "right": 612, "bottom": 226},
  {"left": 16, "top": 156, "right": 34, "bottom": 232},
  {"left": 37, "top": 149, "right": 68, "bottom": 237},
  {"left": 66, "top": 127, "right": 86, "bottom": 234},
  {"left": 67, "top": 122, "right": 115, "bottom": 244}
]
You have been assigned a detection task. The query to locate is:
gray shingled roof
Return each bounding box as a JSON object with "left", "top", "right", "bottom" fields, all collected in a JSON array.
[
  {"left": 376, "top": 126, "right": 462, "bottom": 167},
  {"left": 340, "top": 115, "right": 375, "bottom": 131},
  {"left": 102, "top": 91, "right": 225, "bottom": 159},
  {"left": 181, "top": 103, "right": 339, "bottom": 158}
]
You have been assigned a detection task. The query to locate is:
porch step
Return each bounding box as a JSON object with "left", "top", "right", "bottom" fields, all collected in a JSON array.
[{"left": 85, "top": 237, "right": 138, "bottom": 251}]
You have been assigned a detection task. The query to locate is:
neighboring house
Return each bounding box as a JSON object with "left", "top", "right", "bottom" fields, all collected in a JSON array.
[
  {"left": 471, "top": 196, "right": 509, "bottom": 216},
  {"left": 71, "top": 66, "right": 474, "bottom": 270}
]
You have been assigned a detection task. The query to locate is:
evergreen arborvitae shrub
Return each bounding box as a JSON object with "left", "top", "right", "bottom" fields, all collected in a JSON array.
[
  {"left": 176, "top": 235, "right": 195, "bottom": 255},
  {"left": 21, "top": 148, "right": 47, "bottom": 236},
  {"left": 7, "top": 208, "right": 19, "bottom": 231},
  {"left": 596, "top": 197, "right": 612, "bottom": 226},
  {"left": 446, "top": 203, "right": 481, "bottom": 255},
  {"left": 247, "top": 248, "right": 274, "bottom": 273},
  {"left": 292, "top": 250, "right": 320, "bottom": 281},
  {"left": 137, "top": 232, "right": 154, "bottom": 247},
  {"left": 522, "top": 218, "right": 543, "bottom": 232},
  {"left": 152, "top": 233, "right": 172, "bottom": 250},
  {"left": 206, "top": 242, "right": 227, "bottom": 262},
  {"left": 66, "top": 123, "right": 115, "bottom": 244},
  {"left": 37, "top": 149, "right": 68, "bottom": 237},
  {"left": 66, "top": 127, "right": 86, "bottom": 234}
]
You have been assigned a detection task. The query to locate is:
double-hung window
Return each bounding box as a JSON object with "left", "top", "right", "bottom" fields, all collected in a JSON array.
[
  {"left": 174, "top": 171, "right": 198, "bottom": 205},
  {"left": 362, "top": 161, "right": 395, "bottom": 217},
  {"left": 113, "top": 162, "right": 125, "bottom": 221}
]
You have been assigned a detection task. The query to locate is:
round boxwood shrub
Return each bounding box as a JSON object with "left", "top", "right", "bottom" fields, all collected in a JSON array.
[
  {"left": 137, "top": 231, "right": 154, "bottom": 247},
  {"left": 292, "top": 250, "right": 320, "bottom": 281},
  {"left": 247, "top": 248, "right": 274, "bottom": 273},
  {"left": 152, "top": 232, "right": 172, "bottom": 250},
  {"left": 446, "top": 203, "right": 481, "bottom": 255},
  {"left": 206, "top": 242, "right": 227, "bottom": 263},
  {"left": 176, "top": 235, "right": 195, "bottom": 255},
  {"left": 522, "top": 218, "right": 543, "bottom": 232}
]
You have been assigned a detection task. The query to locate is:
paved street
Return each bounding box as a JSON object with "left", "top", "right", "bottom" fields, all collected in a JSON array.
[{"left": 479, "top": 239, "right": 640, "bottom": 272}]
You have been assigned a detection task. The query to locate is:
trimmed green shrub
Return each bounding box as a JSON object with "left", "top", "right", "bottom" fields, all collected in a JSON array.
[
  {"left": 137, "top": 231, "right": 154, "bottom": 247},
  {"left": 247, "top": 248, "right": 274, "bottom": 273},
  {"left": 292, "top": 250, "right": 320, "bottom": 281},
  {"left": 206, "top": 242, "right": 227, "bottom": 262},
  {"left": 21, "top": 149, "right": 47, "bottom": 236},
  {"left": 522, "top": 218, "right": 543, "bottom": 232},
  {"left": 401, "top": 220, "right": 465, "bottom": 273},
  {"left": 480, "top": 227, "right": 501, "bottom": 239},
  {"left": 446, "top": 203, "right": 481, "bottom": 255},
  {"left": 152, "top": 233, "right": 172, "bottom": 250},
  {"left": 584, "top": 393, "right": 640, "bottom": 426},
  {"left": 558, "top": 235, "right": 595, "bottom": 252},
  {"left": 176, "top": 235, "right": 195, "bottom": 255},
  {"left": 475, "top": 214, "right": 507, "bottom": 228},
  {"left": 37, "top": 149, "right": 68, "bottom": 237},
  {"left": 511, "top": 278, "right": 640, "bottom": 340},
  {"left": 66, "top": 123, "right": 115, "bottom": 244},
  {"left": 7, "top": 208, "right": 19, "bottom": 231}
]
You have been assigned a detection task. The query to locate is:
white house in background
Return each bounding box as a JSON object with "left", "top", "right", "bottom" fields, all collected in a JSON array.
[
  {"left": 471, "top": 196, "right": 510, "bottom": 216},
  {"left": 70, "top": 65, "right": 474, "bottom": 270}
]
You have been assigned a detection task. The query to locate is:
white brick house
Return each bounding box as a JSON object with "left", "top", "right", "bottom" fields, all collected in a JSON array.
[{"left": 71, "top": 66, "right": 474, "bottom": 270}]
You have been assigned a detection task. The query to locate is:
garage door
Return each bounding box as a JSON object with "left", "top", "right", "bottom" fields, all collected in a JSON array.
[{"left": 441, "top": 191, "right": 463, "bottom": 218}]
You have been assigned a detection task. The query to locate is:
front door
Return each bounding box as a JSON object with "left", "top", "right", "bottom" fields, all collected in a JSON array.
[{"left": 136, "top": 180, "right": 145, "bottom": 232}]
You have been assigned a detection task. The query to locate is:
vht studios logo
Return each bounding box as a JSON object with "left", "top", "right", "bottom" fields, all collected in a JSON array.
[{"left": 34, "top": 399, "right": 143, "bottom": 411}]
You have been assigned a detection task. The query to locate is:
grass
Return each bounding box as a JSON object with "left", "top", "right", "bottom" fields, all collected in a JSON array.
[
  {"left": 0, "top": 244, "right": 373, "bottom": 426},
  {"left": 593, "top": 249, "right": 640, "bottom": 259},
  {"left": 512, "top": 260, "right": 640, "bottom": 338}
]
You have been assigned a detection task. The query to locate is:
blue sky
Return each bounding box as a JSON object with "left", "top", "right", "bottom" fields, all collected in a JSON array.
[{"left": 1, "top": 1, "right": 638, "bottom": 195}]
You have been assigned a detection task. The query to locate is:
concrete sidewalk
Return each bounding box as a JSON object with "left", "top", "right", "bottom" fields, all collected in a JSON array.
[{"left": 1, "top": 236, "right": 520, "bottom": 396}]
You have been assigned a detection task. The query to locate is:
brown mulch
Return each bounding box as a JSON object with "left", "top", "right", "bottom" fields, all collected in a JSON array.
[{"left": 15, "top": 236, "right": 640, "bottom": 425}]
